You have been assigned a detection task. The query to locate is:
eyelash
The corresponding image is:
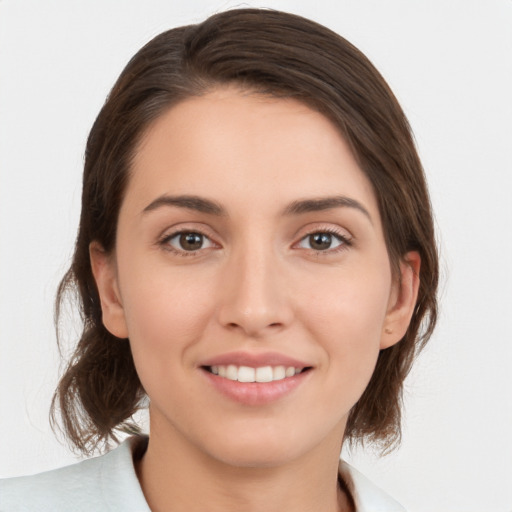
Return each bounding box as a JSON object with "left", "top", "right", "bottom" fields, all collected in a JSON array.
[{"left": 158, "top": 227, "right": 352, "bottom": 257}]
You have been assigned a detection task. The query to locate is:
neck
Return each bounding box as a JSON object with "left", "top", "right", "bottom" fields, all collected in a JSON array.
[{"left": 135, "top": 426, "right": 352, "bottom": 512}]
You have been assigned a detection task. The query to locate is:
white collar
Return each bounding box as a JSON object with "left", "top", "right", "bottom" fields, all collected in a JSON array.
[{"left": 339, "top": 459, "right": 406, "bottom": 512}]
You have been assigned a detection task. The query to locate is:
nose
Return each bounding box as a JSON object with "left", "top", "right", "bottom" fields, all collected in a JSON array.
[{"left": 217, "top": 244, "right": 293, "bottom": 338}]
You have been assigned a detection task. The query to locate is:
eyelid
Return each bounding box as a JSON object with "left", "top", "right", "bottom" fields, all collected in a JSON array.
[
  {"left": 157, "top": 222, "right": 218, "bottom": 241},
  {"left": 292, "top": 222, "right": 353, "bottom": 241}
]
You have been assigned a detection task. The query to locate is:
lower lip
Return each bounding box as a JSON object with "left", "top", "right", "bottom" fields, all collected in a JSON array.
[{"left": 201, "top": 369, "right": 310, "bottom": 406}]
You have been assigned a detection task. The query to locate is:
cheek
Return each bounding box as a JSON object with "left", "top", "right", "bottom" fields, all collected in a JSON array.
[
  {"left": 117, "top": 258, "right": 217, "bottom": 364},
  {"left": 301, "top": 263, "right": 390, "bottom": 334},
  {"left": 121, "top": 276, "right": 217, "bottom": 406},
  {"left": 297, "top": 263, "right": 391, "bottom": 374}
]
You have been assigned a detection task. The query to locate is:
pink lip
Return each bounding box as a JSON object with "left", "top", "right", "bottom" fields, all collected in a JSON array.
[
  {"left": 198, "top": 351, "right": 313, "bottom": 406},
  {"left": 200, "top": 351, "right": 310, "bottom": 369},
  {"left": 201, "top": 369, "right": 311, "bottom": 406}
]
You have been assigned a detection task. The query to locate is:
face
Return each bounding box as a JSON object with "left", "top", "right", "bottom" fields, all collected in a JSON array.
[{"left": 92, "top": 88, "right": 419, "bottom": 469}]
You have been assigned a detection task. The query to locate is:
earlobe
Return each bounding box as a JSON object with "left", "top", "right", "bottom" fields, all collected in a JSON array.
[
  {"left": 89, "top": 241, "right": 129, "bottom": 339},
  {"left": 381, "top": 251, "right": 421, "bottom": 349}
]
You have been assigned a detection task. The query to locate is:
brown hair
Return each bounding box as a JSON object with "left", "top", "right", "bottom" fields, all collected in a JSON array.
[{"left": 52, "top": 8, "right": 438, "bottom": 455}]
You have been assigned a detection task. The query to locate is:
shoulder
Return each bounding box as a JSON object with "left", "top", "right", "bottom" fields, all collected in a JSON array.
[
  {"left": 339, "top": 460, "right": 406, "bottom": 512},
  {"left": 0, "top": 437, "right": 150, "bottom": 512}
]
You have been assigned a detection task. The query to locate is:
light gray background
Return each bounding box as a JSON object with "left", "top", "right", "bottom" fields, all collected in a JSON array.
[{"left": 1, "top": 1, "right": 511, "bottom": 511}]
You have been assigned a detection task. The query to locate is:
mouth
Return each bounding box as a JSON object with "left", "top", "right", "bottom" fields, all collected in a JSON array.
[
  {"left": 200, "top": 354, "right": 313, "bottom": 404},
  {"left": 202, "top": 365, "right": 311, "bottom": 383}
]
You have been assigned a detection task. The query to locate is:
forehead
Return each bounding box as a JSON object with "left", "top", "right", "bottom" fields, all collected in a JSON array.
[{"left": 126, "top": 88, "right": 378, "bottom": 218}]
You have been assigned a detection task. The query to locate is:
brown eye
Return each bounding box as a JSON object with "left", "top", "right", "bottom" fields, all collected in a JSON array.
[
  {"left": 297, "top": 232, "right": 346, "bottom": 251},
  {"left": 166, "top": 232, "right": 214, "bottom": 252},
  {"left": 309, "top": 233, "right": 333, "bottom": 250},
  {"left": 179, "top": 233, "right": 203, "bottom": 251}
]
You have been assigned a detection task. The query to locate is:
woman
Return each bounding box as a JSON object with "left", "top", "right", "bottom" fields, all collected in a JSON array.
[{"left": 1, "top": 8, "right": 438, "bottom": 511}]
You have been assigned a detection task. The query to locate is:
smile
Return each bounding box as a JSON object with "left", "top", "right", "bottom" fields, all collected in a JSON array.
[{"left": 207, "top": 365, "right": 305, "bottom": 383}]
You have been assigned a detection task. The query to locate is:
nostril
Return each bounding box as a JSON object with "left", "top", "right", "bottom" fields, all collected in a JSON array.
[{"left": 224, "top": 321, "right": 282, "bottom": 333}]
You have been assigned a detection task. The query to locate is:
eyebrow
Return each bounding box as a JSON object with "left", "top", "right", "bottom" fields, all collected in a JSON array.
[
  {"left": 142, "top": 195, "right": 226, "bottom": 216},
  {"left": 142, "top": 193, "right": 371, "bottom": 222},
  {"left": 283, "top": 196, "right": 372, "bottom": 222}
]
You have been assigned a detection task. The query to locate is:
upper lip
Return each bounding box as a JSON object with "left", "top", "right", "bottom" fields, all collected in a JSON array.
[{"left": 200, "top": 351, "right": 311, "bottom": 369}]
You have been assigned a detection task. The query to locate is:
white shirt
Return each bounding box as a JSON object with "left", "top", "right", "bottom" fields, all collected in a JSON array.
[{"left": 0, "top": 437, "right": 405, "bottom": 511}]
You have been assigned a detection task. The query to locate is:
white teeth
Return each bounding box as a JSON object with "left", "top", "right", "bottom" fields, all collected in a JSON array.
[
  {"left": 226, "top": 364, "right": 238, "bottom": 380},
  {"left": 273, "top": 366, "right": 286, "bottom": 381},
  {"left": 255, "top": 366, "right": 273, "bottom": 382},
  {"left": 238, "top": 366, "right": 255, "bottom": 382},
  {"left": 210, "top": 364, "right": 305, "bottom": 382},
  {"left": 285, "top": 366, "right": 296, "bottom": 377}
]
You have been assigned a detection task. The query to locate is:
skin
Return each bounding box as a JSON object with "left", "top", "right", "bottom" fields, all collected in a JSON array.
[{"left": 91, "top": 88, "right": 420, "bottom": 512}]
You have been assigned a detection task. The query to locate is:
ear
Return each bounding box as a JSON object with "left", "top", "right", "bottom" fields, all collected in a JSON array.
[
  {"left": 89, "top": 241, "right": 129, "bottom": 339},
  {"left": 380, "top": 251, "right": 421, "bottom": 349}
]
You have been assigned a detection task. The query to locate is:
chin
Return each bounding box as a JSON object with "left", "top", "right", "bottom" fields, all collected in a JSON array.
[
  {"left": 207, "top": 442, "right": 301, "bottom": 469},
  {"left": 196, "top": 423, "right": 331, "bottom": 469}
]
